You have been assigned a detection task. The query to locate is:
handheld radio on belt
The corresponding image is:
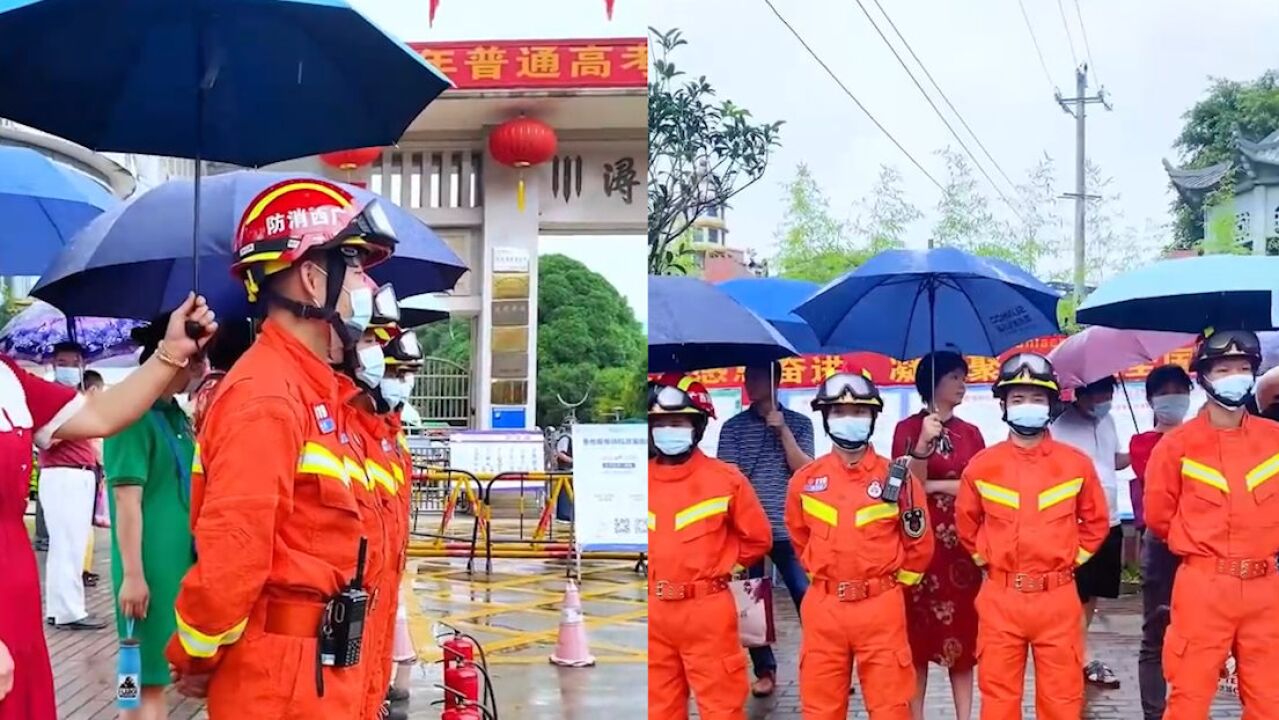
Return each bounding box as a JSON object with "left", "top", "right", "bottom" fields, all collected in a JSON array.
[
  {"left": 315, "top": 537, "right": 369, "bottom": 696},
  {"left": 881, "top": 458, "right": 908, "bottom": 504},
  {"left": 882, "top": 458, "right": 928, "bottom": 539}
]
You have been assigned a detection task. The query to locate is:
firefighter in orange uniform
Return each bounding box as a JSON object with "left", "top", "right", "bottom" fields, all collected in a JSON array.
[
  {"left": 955, "top": 353, "right": 1109, "bottom": 720},
  {"left": 166, "top": 179, "right": 400, "bottom": 718},
  {"left": 648, "top": 373, "right": 772, "bottom": 720},
  {"left": 1143, "top": 329, "right": 1279, "bottom": 718},
  {"left": 785, "top": 371, "right": 933, "bottom": 719}
]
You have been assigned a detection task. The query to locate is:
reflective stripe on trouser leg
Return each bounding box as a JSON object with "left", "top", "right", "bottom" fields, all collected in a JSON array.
[{"left": 41, "top": 467, "right": 95, "bottom": 623}]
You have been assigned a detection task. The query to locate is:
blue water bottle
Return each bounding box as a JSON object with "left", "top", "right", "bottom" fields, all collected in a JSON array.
[{"left": 117, "top": 619, "right": 141, "bottom": 710}]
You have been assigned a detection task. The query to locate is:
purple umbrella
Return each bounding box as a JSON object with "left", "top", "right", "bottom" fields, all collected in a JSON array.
[
  {"left": 0, "top": 300, "right": 145, "bottom": 364},
  {"left": 1046, "top": 326, "right": 1196, "bottom": 390}
]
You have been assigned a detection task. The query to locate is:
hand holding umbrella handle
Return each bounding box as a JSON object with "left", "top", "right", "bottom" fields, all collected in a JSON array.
[{"left": 184, "top": 320, "right": 207, "bottom": 341}]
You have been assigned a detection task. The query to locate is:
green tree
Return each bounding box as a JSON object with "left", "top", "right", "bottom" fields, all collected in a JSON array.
[
  {"left": 416, "top": 318, "right": 471, "bottom": 365},
  {"left": 1170, "top": 71, "right": 1279, "bottom": 248},
  {"left": 771, "top": 164, "right": 860, "bottom": 283},
  {"left": 536, "top": 254, "right": 645, "bottom": 427},
  {"left": 648, "top": 27, "right": 783, "bottom": 274},
  {"left": 851, "top": 165, "right": 920, "bottom": 255}
]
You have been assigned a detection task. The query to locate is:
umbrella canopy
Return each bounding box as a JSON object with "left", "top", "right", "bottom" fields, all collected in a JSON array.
[
  {"left": 32, "top": 171, "right": 468, "bottom": 320},
  {"left": 794, "top": 247, "right": 1062, "bottom": 359},
  {"left": 717, "top": 277, "right": 826, "bottom": 354},
  {"left": 649, "top": 275, "right": 797, "bottom": 372},
  {"left": 0, "top": 0, "right": 450, "bottom": 167},
  {"left": 1046, "top": 326, "right": 1195, "bottom": 390},
  {"left": 1076, "top": 255, "right": 1279, "bottom": 332},
  {"left": 0, "top": 300, "right": 144, "bottom": 364},
  {"left": 0, "top": 146, "right": 117, "bottom": 275}
]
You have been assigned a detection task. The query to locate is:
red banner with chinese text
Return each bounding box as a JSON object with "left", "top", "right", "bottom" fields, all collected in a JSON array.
[
  {"left": 410, "top": 39, "right": 647, "bottom": 90},
  {"left": 653, "top": 335, "right": 1198, "bottom": 390}
]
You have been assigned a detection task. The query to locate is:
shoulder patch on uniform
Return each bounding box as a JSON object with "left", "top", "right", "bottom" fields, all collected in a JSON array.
[
  {"left": 803, "top": 475, "right": 828, "bottom": 492},
  {"left": 314, "top": 403, "right": 335, "bottom": 434}
]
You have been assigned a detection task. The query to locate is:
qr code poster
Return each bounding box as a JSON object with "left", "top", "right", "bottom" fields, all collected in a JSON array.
[{"left": 573, "top": 424, "right": 647, "bottom": 551}]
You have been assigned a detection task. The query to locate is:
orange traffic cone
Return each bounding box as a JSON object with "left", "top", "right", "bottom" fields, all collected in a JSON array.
[{"left": 549, "top": 580, "right": 596, "bottom": 667}]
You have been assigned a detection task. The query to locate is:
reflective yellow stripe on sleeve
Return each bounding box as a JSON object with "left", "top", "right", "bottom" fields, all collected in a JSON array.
[
  {"left": 1181, "top": 458, "right": 1229, "bottom": 493},
  {"left": 647, "top": 512, "right": 657, "bottom": 531},
  {"left": 1246, "top": 452, "right": 1279, "bottom": 492},
  {"left": 297, "top": 442, "right": 349, "bottom": 486},
  {"left": 854, "top": 503, "right": 899, "bottom": 527},
  {"left": 800, "top": 494, "right": 839, "bottom": 527},
  {"left": 895, "top": 569, "right": 924, "bottom": 586},
  {"left": 674, "top": 496, "right": 730, "bottom": 530},
  {"left": 974, "top": 480, "right": 1020, "bottom": 509},
  {"left": 191, "top": 443, "right": 203, "bottom": 474},
  {"left": 391, "top": 463, "right": 405, "bottom": 489},
  {"left": 1038, "top": 478, "right": 1083, "bottom": 511},
  {"left": 1075, "top": 547, "right": 1094, "bottom": 566},
  {"left": 174, "top": 612, "right": 248, "bottom": 659}
]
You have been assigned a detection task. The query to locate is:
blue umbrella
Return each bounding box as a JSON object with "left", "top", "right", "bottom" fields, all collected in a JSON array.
[
  {"left": 794, "top": 247, "right": 1062, "bottom": 359},
  {"left": 0, "top": 147, "right": 117, "bottom": 275},
  {"left": 717, "top": 277, "right": 826, "bottom": 354},
  {"left": 31, "top": 171, "right": 468, "bottom": 320},
  {"left": 0, "top": 0, "right": 449, "bottom": 167},
  {"left": 0, "top": 300, "right": 144, "bottom": 364},
  {"left": 649, "top": 275, "right": 797, "bottom": 372},
  {"left": 1077, "top": 255, "right": 1279, "bottom": 333}
]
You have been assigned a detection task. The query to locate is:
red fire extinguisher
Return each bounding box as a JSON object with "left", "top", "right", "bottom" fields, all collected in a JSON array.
[
  {"left": 441, "top": 708, "right": 483, "bottom": 720},
  {"left": 442, "top": 635, "right": 480, "bottom": 709}
]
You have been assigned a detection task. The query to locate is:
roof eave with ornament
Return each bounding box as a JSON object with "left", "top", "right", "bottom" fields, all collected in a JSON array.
[{"left": 1164, "top": 126, "right": 1279, "bottom": 207}]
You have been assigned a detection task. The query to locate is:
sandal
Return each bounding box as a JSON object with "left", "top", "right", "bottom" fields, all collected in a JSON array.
[{"left": 1084, "top": 660, "right": 1121, "bottom": 689}]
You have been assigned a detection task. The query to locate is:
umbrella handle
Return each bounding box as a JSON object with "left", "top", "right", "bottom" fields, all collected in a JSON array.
[
  {"left": 184, "top": 320, "right": 206, "bottom": 340},
  {"left": 1119, "top": 380, "right": 1140, "bottom": 430}
]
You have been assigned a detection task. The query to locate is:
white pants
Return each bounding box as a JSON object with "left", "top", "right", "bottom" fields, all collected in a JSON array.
[{"left": 42, "top": 467, "right": 95, "bottom": 624}]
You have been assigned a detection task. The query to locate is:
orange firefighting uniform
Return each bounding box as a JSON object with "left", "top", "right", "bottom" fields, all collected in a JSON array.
[
  {"left": 1143, "top": 410, "right": 1279, "bottom": 718},
  {"left": 166, "top": 320, "right": 375, "bottom": 718},
  {"left": 349, "top": 408, "right": 413, "bottom": 720},
  {"left": 955, "top": 434, "right": 1109, "bottom": 720},
  {"left": 785, "top": 448, "right": 934, "bottom": 719},
  {"left": 649, "top": 449, "right": 772, "bottom": 720}
]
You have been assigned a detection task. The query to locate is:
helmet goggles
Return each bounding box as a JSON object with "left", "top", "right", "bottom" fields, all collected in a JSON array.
[
  {"left": 811, "top": 372, "right": 883, "bottom": 410},
  {"left": 994, "top": 353, "right": 1060, "bottom": 394},
  {"left": 648, "top": 376, "right": 716, "bottom": 418}
]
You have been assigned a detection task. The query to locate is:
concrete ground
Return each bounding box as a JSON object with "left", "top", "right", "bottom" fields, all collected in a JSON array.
[
  {"left": 37, "top": 521, "right": 648, "bottom": 719},
  {"left": 725, "top": 589, "right": 1242, "bottom": 719}
]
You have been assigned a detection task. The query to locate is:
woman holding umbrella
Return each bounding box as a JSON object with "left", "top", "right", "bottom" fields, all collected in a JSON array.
[
  {"left": 891, "top": 351, "right": 984, "bottom": 720},
  {"left": 0, "top": 294, "right": 216, "bottom": 720}
]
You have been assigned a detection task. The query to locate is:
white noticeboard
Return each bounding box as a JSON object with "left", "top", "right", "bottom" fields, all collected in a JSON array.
[
  {"left": 447, "top": 431, "right": 546, "bottom": 490},
  {"left": 572, "top": 424, "right": 648, "bottom": 552}
]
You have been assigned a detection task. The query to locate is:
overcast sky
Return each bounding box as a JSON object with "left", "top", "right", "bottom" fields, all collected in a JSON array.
[
  {"left": 651, "top": 0, "right": 1279, "bottom": 269},
  {"left": 351, "top": 0, "right": 646, "bottom": 42}
]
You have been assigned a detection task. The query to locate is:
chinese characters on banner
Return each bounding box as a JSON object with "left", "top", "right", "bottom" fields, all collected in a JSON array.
[
  {"left": 660, "top": 335, "right": 1196, "bottom": 391},
  {"left": 572, "top": 424, "right": 648, "bottom": 551},
  {"left": 409, "top": 39, "right": 647, "bottom": 90}
]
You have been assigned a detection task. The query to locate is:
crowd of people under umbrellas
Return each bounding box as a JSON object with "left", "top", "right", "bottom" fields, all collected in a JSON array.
[{"left": 647, "top": 249, "right": 1279, "bottom": 720}]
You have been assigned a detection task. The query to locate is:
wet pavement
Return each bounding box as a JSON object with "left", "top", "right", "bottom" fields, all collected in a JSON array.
[
  {"left": 727, "top": 591, "right": 1243, "bottom": 719},
  {"left": 38, "top": 524, "right": 649, "bottom": 719}
]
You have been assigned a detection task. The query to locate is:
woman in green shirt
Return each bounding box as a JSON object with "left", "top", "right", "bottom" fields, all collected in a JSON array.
[{"left": 106, "top": 318, "right": 206, "bottom": 719}]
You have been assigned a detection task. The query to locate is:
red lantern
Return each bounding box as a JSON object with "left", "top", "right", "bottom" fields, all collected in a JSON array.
[
  {"left": 487, "top": 116, "right": 557, "bottom": 212},
  {"left": 319, "top": 147, "right": 383, "bottom": 172}
]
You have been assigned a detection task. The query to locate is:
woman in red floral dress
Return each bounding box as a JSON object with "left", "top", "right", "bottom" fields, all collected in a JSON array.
[
  {"left": 0, "top": 296, "right": 213, "bottom": 720},
  {"left": 892, "top": 351, "right": 985, "bottom": 720}
]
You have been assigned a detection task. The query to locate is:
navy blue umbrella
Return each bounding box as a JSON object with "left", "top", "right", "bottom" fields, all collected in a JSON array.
[
  {"left": 794, "top": 247, "right": 1062, "bottom": 360},
  {"left": 1077, "top": 255, "right": 1279, "bottom": 332},
  {"left": 31, "top": 171, "right": 467, "bottom": 320},
  {"left": 649, "top": 275, "right": 797, "bottom": 372},
  {"left": 717, "top": 277, "right": 826, "bottom": 354},
  {"left": 0, "top": 146, "right": 116, "bottom": 275},
  {"left": 0, "top": 0, "right": 449, "bottom": 167}
]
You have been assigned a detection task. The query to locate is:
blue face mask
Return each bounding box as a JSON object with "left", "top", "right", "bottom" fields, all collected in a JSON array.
[
  {"left": 652, "top": 426, "right": 694, "bottom": 456},
  {"left": 1210, "top": 373, "right": 1255, "bottom": 407},
  {"left": 1005, "top": 403, "right": 1050, "bottom": 433},
  {"left": 54, "top": 366, "right": 82, "bottom": 388},
  {"left": 345, "top": 287, "right": 374, "bottom": 334},
  {"left": 828, "top": 416, "right": 873, "bottom": 445},
  {"left": 1087, "top": 401, "right": 1112, "bottom": 420},
  {"left": 1151, "top": 394, "right": 1190, "bottom": 425}
]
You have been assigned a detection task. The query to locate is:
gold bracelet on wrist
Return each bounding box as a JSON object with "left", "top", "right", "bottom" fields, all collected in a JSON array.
[{"left": 154, "top": 341, "right": 189, "bottom": 369}]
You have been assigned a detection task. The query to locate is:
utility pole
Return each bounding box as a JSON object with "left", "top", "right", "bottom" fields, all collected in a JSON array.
[{"left": 1056, "top": 65, "right": 1111, "bottom": 305}]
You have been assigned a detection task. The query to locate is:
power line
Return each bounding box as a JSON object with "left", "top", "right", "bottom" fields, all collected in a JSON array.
[
  {"left": 1017, "top": 0, "right": 1057, "bottom": 93},
  {"left": 851, "top": 0, "right": 1023, "bottom": 218},
  {"left": 1056, "top": 0, "right": 1079, "bottom": 67},
  {"left": 763, "top": 0, "right": 944, "bottom": 192},
  {"left": 867, "top": 0, "right": 1019, "bottom": 193},
  {"left": 1073, "top": 0, "right": 1099, "bottom": 85}
]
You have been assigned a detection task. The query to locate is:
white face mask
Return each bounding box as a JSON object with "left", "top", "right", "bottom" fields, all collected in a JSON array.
[
  {"left": 345, "top": 286, "right": 374, "bottom": 334},
  {"left": 1210, "top": 373, "right": 1255, "bottom": 407},
  {"left": 1005, "top": 403, "right": 1050, "bottom": 434},
  {"left": 652, "top": 426, "right": 694, "bottom": 456},
  {"left": 828, "top": 416, "right": 873, "bottom": 445},
  {"left": 54, "top": 366, "right": 82, "bottom": 388},
  {"left": 354, "top": 344, "right": 385, "bottom": 388},
  {"left": 379, "top": 376, "right": 412, "bottom": 408},
  {"left": 1151, "top": 394, "right": 1190, "bottom": 425}
]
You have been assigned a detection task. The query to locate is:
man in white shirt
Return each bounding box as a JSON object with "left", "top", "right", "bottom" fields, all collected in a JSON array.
[{"left": 1051, "top": 376, "right": 1130, "bottom": 690}]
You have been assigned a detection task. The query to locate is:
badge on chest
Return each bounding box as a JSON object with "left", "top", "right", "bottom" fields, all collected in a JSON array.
[
  {"left": 867, "top": 480, "right": 883, "bottom": 500},
  {"left": 314, "top": 404, "right": 335, "bottom": 434},
  {"left": 803, "top": 476, "right": 829, "bottom": 492}
]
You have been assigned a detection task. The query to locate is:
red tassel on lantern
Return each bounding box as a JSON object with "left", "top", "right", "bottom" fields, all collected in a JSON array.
[
  {"left": 605, "top": 0, "right": 615, "bottom": 20},
  {"left": 488, "top": 116, "right": 557, "bottom": 212},
  {"left": 429, "top": 0, "right": 440, "bottom": 27}
]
